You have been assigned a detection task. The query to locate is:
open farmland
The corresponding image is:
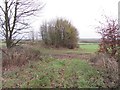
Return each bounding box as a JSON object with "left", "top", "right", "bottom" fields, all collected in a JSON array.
[{"left": 79, "top": 43, "right": 99, "bottom": 53}]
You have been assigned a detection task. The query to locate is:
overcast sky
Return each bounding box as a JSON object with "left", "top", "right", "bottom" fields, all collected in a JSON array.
[
  {"left": 31, "top": 0, "right": 119, "bottom": 39},
  {"left": 0, "top": 0, "right": 119, "bottom": 39}
]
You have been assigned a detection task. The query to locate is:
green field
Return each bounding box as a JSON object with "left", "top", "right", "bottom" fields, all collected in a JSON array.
[
  {"left": 32, "top": 43, "right": 99, "bottom": 55},
  {"left": 79, "top": 43, "right": 99, "bottom": 53},
  {"left": 3, "top": 57, "right": 104, "bottom": 88},
  {"left": 0, "top": 42, "right": 2, "bottom": 45},
  {"left": 0, "top": 42, "right": 5, "bottom": 48},
  {"left": 2, "top": 43, "right": 105, "bottom": 88}
]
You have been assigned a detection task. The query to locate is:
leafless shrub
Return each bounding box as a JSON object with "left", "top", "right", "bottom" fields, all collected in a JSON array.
[
  {"left": 2, "top": 45, "right": 42, "bottom": 71},
  {"left": 90, "top": 53, "right": 118, "bottom": 87}
]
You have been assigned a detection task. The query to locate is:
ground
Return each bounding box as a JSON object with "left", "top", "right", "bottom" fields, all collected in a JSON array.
[{"left": 2, "top": 42, "right": 106, "bottom": 88}]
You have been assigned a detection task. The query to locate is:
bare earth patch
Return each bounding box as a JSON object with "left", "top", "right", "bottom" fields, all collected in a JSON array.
[{"left": 52, "top": 53, "right": 93, "bottom": 60}]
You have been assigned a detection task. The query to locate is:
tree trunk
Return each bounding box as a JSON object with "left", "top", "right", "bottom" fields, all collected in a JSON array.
[{"left": 6, "top": 38, "right": 12, "bottom": 48}]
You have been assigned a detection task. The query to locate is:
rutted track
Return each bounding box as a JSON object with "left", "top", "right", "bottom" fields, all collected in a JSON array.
[{"left": 52, "top": 53, "right": 93, "bottom": 60}]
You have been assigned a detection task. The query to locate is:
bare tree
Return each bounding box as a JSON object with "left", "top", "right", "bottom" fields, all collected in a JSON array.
[{"left": 0, "top": 0, "right": 44, "bottom": 48}]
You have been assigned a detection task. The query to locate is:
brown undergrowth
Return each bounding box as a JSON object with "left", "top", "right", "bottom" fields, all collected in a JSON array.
[
  {"left": 2, "top": 45, "right": 42, "bottom": 71},
  {"left": 89, "top": 53, "right": 118, "bottom": 88}
]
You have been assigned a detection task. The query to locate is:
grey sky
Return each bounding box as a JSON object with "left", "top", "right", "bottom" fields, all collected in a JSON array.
[
  {"left": 32, "top": 0, "right": 119, "bottom": 39},
  {"left": 0, "top": 0, "right": 119, "bottom": 39}
]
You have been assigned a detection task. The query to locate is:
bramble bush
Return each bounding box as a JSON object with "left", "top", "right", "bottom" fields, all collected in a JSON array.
[
  {"left": 97, "top": 18, "right": 120, "bottom": 57},
  {"left": 95, "top": 17, "right": 120, "bottom": 87}
]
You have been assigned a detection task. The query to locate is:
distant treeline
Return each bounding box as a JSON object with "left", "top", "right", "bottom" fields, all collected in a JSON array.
[{"left": 79, "top": 38, "right": 100, "bottom": 43}]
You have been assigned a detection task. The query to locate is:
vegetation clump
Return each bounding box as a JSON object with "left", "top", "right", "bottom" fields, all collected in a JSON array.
[
  {"left": 2, "top": 45, "right": 42, "bottom": 70},
  {"left": 97, "top": 18, "right": 120, "bottom": 57},
  {"left": 40, "top": 18, "right": 78, "bottom": 49},
  {"left": 90, "top": 53, "right": 118, "bottom": 88}
]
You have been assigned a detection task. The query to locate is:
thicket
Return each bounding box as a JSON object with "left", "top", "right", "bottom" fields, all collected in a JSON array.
[{"left": 40, "top": 18, "right": 78, "bottom": 49}]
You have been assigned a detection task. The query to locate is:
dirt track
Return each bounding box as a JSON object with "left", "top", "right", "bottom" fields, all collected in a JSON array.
[{"left": 52, "top": 53, "right": 93, "bottom": 60}]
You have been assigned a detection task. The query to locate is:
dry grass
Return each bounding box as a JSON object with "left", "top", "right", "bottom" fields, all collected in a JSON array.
[
  {"left": 89, "top": 53, "right": 118, "bottom": 87},
  {"left": 2, "top": 45, "right": 42, "bottom": 71}
]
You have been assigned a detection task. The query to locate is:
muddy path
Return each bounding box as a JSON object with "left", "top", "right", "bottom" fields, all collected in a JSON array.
[{"left": 52, "top": 53, "right": 93, "bottom": 60}]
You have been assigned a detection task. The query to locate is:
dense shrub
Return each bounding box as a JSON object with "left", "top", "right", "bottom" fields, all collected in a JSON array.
[{"left": 40, "top": 18, "right": 78, "bottom": 49}]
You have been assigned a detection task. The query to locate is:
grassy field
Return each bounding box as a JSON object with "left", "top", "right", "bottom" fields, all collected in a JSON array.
[
  {"left": 0, "top": 42, "right": 5, "bottom": 48},
  {"left": 0, "top": 42, "right": 2, "bottom": 46},
  {"left": 2, "top": 43, "right": 105, "bottom": 88},
  {"left": 32, "top": 43, "right": 99, "bottom": 55},
  {"left": 79, "top": 43, "right": 99, "bottom": 53},
  {"left": 3, "top": 57, "right": 104, "bottom": 88}
]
